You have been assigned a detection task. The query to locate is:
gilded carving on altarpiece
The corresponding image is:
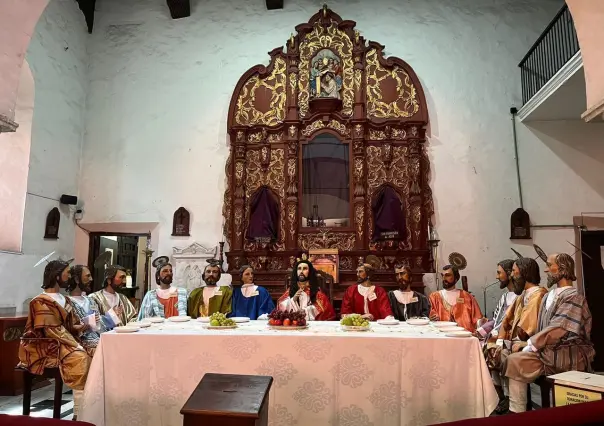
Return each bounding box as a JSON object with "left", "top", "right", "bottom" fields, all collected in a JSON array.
[
  {"left": 235, "top": 57, "right": 287, "bottom": 126},
  {"left": 298, "top": 23, "right": 354, "bottom": 118},
  {"left": 298, "top": 231, "right": 355, "bottom": 252},
  {"left": 365, "top": 49, "right": 420, "bottom": 119},
  {"left": 244, "top": 149, "right": 286, "bottom": 251}
]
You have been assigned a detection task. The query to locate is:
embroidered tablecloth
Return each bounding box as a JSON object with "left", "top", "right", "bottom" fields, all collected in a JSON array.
[{"left": 80, "top": 320, "right": 497, "bottom": 426}]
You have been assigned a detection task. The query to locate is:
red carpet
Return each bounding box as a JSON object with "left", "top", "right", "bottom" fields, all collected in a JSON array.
[{"left": 0, "top": 414, "right": 94, "bottom": 425}]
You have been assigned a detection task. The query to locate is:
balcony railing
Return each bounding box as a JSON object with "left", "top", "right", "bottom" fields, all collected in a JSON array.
[{"left": 519, "top": 4, "right": 580, "bottom": 105}]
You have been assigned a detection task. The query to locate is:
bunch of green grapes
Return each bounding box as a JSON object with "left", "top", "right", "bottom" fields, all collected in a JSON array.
[
  {"left": 209, "top": 312, "right": 236, "bottom": 327},
  {"left": 340, "top": 314, "right": 369, "bottom": 327}
]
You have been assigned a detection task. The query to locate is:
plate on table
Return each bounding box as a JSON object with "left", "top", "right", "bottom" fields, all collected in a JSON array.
[
  {"left": 204, "top": 325, "right": 238, "bottom": 330},
  {"left": 148, "top": 317, "right": 164, "bottom": 323},
  {"left": 433, "top": 321, "right": 457, "bottom": 328},
  {"left": 198, "top": 317, "right": 211, "bottom": 323},
  {"left": 439, "top": 326, "right": 465, "bottom": 333},
  {"left": 341, "top": 325, "right": 371, "bottom": 332},
  {"left": 168, "top": 316, "right": 191, "bottom": 322},
  {"left": 406, "top": 318, "right": 430, "bottom": 326},
  {"left": 115, "top": 326, "right": 139, "bottom": 333},
  {"left": 377, "top": 319, "right": 400, "bottom": 326},
  {"left": 445, "top": 331, "right": 472, "bottom": 338},
  {"left": 231, "top": 317, "right": 250, "bottom": 323},
  {"left": 128, "top": 321, "right": 151, "bottom": 328},
  {"left": 268, "top": 325, "right": 309, "bottom": 330}
]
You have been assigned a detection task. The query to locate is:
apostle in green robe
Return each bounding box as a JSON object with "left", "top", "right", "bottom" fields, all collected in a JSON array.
[{"left": 187, "top": 259, "right": 232, "bottom": 319}]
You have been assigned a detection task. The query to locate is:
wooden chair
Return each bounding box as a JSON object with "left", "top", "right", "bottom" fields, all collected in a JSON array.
[
  {"left": 181, "top": 373, "right": 273, "bottom": 426},
  {"left": 17, "top": 367, "right": 64, "bottom": 419},
  {"left": 527, "top": 376, "right": 552, "bottom": 410}
]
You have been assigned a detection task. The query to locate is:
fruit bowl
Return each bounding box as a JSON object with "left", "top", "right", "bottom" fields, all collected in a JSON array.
[
  {"left": 203, "top": 312, "right": 237, "bottom": 329},
  {"left": 267, "top": 308, "right": 307, "bottom": 329},
  {"left": 340, "top": 314, "right": 370, "bottom": 331}
]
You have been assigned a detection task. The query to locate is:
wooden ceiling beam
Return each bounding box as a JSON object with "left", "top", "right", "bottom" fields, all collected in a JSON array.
[{"left": 166, "top": 0, "right": 191, "bottom": 19}]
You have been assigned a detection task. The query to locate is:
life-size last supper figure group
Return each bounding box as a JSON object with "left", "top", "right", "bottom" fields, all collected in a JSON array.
[{"left": 18, "top": 248, "right": 594, "bottom": 419}]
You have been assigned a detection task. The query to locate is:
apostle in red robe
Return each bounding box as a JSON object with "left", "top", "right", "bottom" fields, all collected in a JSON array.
[
  {"left": 341, "top": 263, "right": 393, "bottom": 321},
  {"left": 277, "top": 255, "right": 336, "bottom": 321}
]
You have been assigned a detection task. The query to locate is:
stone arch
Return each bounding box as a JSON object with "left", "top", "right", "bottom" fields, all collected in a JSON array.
[
  {"left": 0, "top": 0, "right": 49, "bottom": 130},
  {"left": 0, "top": 60, "right": 35, "bottom": 252}
]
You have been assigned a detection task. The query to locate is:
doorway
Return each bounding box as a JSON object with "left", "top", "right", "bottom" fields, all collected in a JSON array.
[
  {"left": 88, "top": 233, "right": 148, "bottom": 306},
  {"left": 581, "top": 230, "right": 604, "bottom": 372}
]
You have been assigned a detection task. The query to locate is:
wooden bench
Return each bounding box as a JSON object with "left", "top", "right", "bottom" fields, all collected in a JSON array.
[
  {"left": 527, "top": 376, "right": 552, "bottom": 410},
  {"left": 180, "top": 373, "right": 273, "bottom": 426}
]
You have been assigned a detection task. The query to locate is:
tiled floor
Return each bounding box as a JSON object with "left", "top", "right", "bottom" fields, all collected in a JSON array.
[{"left": 0, "top": 381, "right": 74, "bottom": 420}]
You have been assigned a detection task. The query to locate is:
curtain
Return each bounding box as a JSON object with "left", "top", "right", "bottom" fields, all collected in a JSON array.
[
  {"left": 245, "top": 186, "right": 279, "bottom": 241},
  {"left": 371, "top": 185, "right": 407, "bottom": 241}
]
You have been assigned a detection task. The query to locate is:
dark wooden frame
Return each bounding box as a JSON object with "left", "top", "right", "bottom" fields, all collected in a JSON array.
[
  {"left": 43, "top": 207, "right": 60, "bottom": 240},
  {"left": 223, "top": 6, "right": 434, "bottom": 301},
  {"left": 172, "top": 207, "right": 191, "bottom": 237}
]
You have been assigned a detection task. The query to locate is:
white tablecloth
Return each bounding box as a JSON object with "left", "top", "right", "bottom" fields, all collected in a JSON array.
[{"left": 80, "top": 320, "right": 497, "bottom": 426}]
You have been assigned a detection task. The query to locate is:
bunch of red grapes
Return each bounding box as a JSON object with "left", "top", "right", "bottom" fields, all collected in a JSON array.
[{"left": 267, "top": 309, "right": 306, "bottom": 326}]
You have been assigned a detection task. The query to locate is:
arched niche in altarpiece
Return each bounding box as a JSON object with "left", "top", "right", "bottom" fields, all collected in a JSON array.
[{"left": 223, "top": 6, "right": 435, "bottom": 298}]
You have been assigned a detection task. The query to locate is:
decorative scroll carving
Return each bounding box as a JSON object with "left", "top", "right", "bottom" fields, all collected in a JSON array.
[
  {"left": 355, "top": 204, "right": 364, "bottom": 241},
  {"left": 298, "top": 23, "right": 354, "bottom": 117},
  {"left": 3, "top": 327, "right": 24, "bottom": 342},
  {"left": 302, "top": 120, "right": 325, "bottom": 136},
  {"left": 298, "top": 231, "right": 355, "bottom": 251},
  {"left": 369, "top": 128, "right": 388, "bottom": 140},
  {"left": 392, "top": 128, "right": 406, "bottom": 140},
  {"left": 235, "top": 57, "right": 287, "bottom": 126},
  {"left": 366, "top": 49, "right": 420, "bottom": 119}
]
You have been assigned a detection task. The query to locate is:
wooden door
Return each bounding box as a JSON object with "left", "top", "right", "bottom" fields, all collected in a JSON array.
[
  {"left": 117, "top": 236, "right": 138, "bottom": 283},
  {"left": 581, "top": 230, "right": 604, "bottom": 372}
]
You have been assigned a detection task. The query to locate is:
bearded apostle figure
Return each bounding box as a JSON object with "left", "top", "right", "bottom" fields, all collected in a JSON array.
[
  {"left": 277, "top": 254, "right": 336, "bottom": 321},
  {"left": 66, "top": 264, "right": 109, "bottom": 356},
  {"left": 187, "top": 259, "right": 233, "bottom": 319},
  {"left": 429, "top": 265, "right": 483, "bottom": 332},
  {"left": 230, "top": 265, "right": 275, "bottom": 320},
  {"left": 484, "top": 258, "right": 543, "bottom": 414},
  {"left": 19, "top": 259, "right": 92, "bottom": 420},
  {"left": 341, "top": 263, "right": 394, "bottom": 321},
  {"left": 388, "top": 264, "right": 430, "bottom": 320},
  {"left": 477, "top": 260, "right": 518, "bottom": 344},
  {"left": 88, "top": 265, "right": 137, "bottom": 328},
  {"left": 504, "top": 253, "right": 595, "bottom": 414},
  {"left": 138, "top": 256, "right": 188, "bottom": 320}
]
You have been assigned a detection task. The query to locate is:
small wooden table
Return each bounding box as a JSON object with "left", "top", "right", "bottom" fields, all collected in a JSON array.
[
  {"left": 548, "top": 371, "right": 604, "bottom": 407},
  {"left": 180, "top": 373, "right": 273, "bottom": 426}
]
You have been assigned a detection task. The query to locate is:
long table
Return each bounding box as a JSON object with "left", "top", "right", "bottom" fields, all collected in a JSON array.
[{"left": 80, "top": 320, "right": 498, "bottom": 426}]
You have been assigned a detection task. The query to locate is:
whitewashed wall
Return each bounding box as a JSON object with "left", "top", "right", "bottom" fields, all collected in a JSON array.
[
  {"left": 14, "top": 0, "right": 600, "bottom": 314},
  {"left": 0, "top": 0, "right": 88, "bottom": 308}
]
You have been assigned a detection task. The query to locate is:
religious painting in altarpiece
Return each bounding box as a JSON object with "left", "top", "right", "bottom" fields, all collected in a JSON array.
[{"left": 223, "top": 6, "right": 434, "bottom": 300}]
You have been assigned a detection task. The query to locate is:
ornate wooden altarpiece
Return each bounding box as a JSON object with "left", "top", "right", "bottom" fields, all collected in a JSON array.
[{"left": 223, "top": 6, "right": 435, "bottom": 300}]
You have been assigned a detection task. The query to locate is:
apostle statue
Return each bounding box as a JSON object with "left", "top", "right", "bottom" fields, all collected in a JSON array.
[
  {"left": 277, "top": 254, "right": 336, "bottom": 321},
  {"left": 19, "top": 259, "right": 91, "bottom": 420},
  {"left": 341, "top": 263, "right": 394, "bottom": 321},
  {"left": 429, "top": 265, "right": 483, "bottom": 332},
  {"left": 477, "top": 259, "right": 518, "bottom": 344},
  {"left": 88, "top": 265, "right": 137, "bottom": 328},
  {"left": 230, "top": 265, "right": 275, "bottom": 320},
  {"left": 66, "top": 264, "right": 109, "bottom": 356},
  {"left": 187, "top": 259, "right": 233, "bottom": 319},
  {"left": 388, "top": 264, "right": 430, "bottom": 320},
  {"left": 138, "top": 256, "right": 188, "bottom": 320},
  {"left": 504, "top": 253, "right": 595, "bottom": 414}
]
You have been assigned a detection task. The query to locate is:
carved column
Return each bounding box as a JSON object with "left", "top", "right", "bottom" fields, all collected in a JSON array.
[
  {"left": 408, "top": 132, "right": 423, "bottom": 251},
  {"left": 232, "top": 137, "right": 247, "bottom": 250},
  {"left": 286, "top": 36, "right": 299, "bottom": 121},
  {"left": 352, "top": 124, "right": 366, "bottom": 250},
  {"left": 352, "top": 31, "right": 366, "bottom": 120},
  {"left": 285, "top": 136, "right": 299, "bottom": 250}
]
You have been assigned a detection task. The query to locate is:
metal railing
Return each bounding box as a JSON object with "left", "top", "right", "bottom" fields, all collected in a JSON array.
[{"left": 519, "top": 4, "right": 580, "bottom": 105}]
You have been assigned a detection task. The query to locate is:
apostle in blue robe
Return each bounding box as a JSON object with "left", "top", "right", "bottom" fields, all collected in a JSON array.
[{"left": 230, "top": 265, "right": 275, "bottom": 319}]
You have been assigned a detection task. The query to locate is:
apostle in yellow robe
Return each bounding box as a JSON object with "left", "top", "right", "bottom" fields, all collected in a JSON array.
[
  {"left": 88, "top": 265, "right": 137, "bottom": 327},
  {"left": 19, "top": 259, "right": 91, "bottom": 419},
  {"left": 485, "top": 257, "right": 546, "bottom": 414},
  {"left": 188, "top": 259, "right": 233, "bottom": 319}
]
